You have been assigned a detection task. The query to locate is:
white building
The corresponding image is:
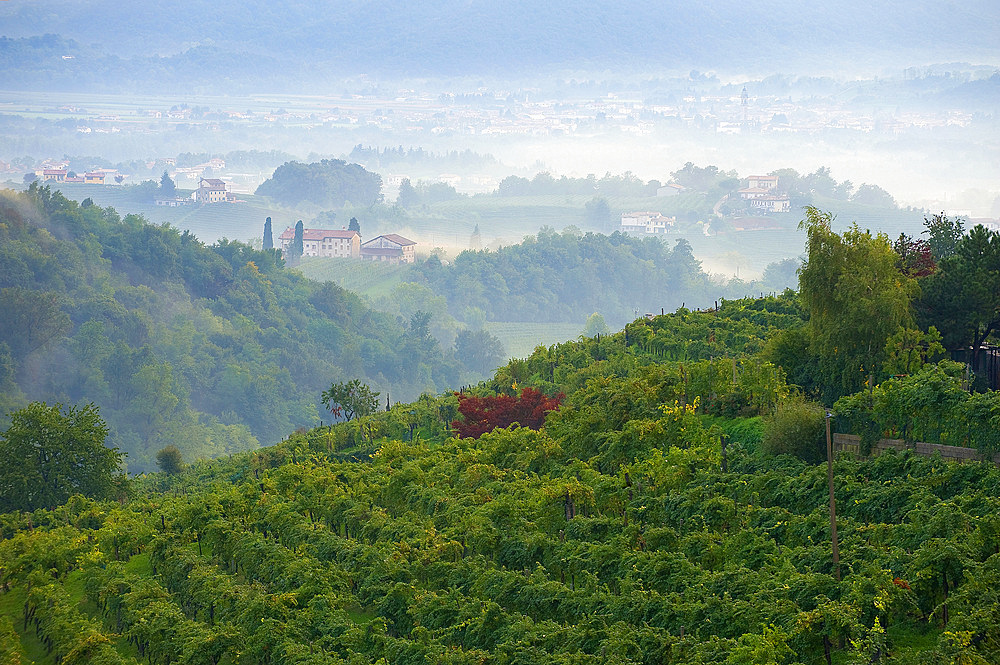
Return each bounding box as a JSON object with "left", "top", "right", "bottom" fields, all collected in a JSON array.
[
  {"left": 620, "top": 211, "right": 675, "bottom": 234},
  {"left": 749, "top": 195, "right": 791, "bottom": 213}
]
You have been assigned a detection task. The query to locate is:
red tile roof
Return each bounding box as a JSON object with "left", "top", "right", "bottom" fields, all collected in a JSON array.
[
  {"left": 278, "top": 228, "right": 360, "bottom": 241},
  {"left": 364, "top": 233, "right": 416, "bottom": 247}
]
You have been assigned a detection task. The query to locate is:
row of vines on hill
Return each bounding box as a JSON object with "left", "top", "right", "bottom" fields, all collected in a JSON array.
[{"left": 5, "top": 387, "right": 1000, "bottom": 664}]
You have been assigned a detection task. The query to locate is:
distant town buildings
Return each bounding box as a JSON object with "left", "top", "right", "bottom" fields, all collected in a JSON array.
[
  {"left": 154, "top": 197, "right": 193, "bottom": 207},
  {"left": 746, "top": 175, "right": 778, "bottom": 190},
  {"left": 748, "top": 195, "right": 791, "bottom": 213},
  {"left": 42, "top": 169, "right": 68, "bottom": 182},
  {"left": 620, "top": 211, "right": 675, "bottom": 235}
]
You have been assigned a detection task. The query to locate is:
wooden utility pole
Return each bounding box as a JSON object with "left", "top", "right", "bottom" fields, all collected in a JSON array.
[{"left": 826, "top": 411, "right": 841, "bottom": 581}]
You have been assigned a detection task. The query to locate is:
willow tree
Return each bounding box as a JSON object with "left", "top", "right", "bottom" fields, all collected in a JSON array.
[{"left": 798, "top": 207, "right": 917, "bottom": 401}]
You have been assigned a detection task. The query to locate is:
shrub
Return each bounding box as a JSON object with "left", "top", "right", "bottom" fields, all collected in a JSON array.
[
  {"left": 762, "top": 400, "right": 826, "bottom": 462},
  {"left": 452, "top": 388, "right": 563, "bottom": 439},
  {"left": 155, "top": 445, "right": 184, "bottom": 475},
  {"left": 722, "top": 416, "right": 764, "bottom": 454}
]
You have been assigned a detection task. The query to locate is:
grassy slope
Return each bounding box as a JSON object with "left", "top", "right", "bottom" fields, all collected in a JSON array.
[
  {"left": 484, "top": 321, "right": 585, "bottom": 360},
  {"left": 0, "top": 584, "right": 47, "bottom": 663},
  {"left": 297, "top": 256, "right": 412, "bottom": 299},
  {"left": 0, "top": 565, "right": 145, "bottom": 664},
  {"left": 40, "top": 183, "right": 285, "bottom": 245}
]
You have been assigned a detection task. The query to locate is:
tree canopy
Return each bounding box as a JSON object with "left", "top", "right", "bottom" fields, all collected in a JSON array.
[
  {"left": 918, "top": 222, "right": 1000, "bottom": 366},
  {"left": 255, "top": 159, "right": 383, "bottom": 208},
  {"left": 797, "top": 207, "right": 917, "bottom": 400},
  {"left": 0, "top": 401, "right": 124, "bottom": 512},
  {"left": 0, "top": 185, "right": 465, "bottom": 470},
  {"left": 321, "top": 379, "right": 380, "bottom": 422}
]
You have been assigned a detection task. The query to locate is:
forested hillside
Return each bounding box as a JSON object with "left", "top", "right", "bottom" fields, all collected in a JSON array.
[
  {"left": 255, "top": 160, "right": 384, "bottom": 209},
  {"left": 410, "top": 229, "right": 783, "bottom": 327},
  {"left": 0, "top": 185, "right": 473, "bottom": 470}
]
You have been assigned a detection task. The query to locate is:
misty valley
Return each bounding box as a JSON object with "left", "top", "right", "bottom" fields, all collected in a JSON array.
[{"left": 2, "top": 1, "right": 1000, "bottom": 663}]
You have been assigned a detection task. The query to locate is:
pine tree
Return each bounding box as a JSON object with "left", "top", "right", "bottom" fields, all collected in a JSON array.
[{"left": 159, "top": 170, "right": 176, "bottom": 198}]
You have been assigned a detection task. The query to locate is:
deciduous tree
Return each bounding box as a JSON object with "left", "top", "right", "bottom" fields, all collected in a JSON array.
[
  {"left": 155, "top": 445, "right": 184, "bottom": 475},
  {"left": 452, "top": 387, "right": 563, "bottom": 438},
  {"left": 798, "top": 207, "right": 917, "bottom": 400},
  {"left": 918, "top": 224, "right": 1000, "bottom": 369},
  {"left": 0, "top": 287, "right": 71, "bottom": 361},
  {"left": 321, "top": 379, "right": 380, "bottom": 422},
  {"left": 0, "top": 402, "right": 125, "bottom": 512},
  {"left": 455, "top": 328, "right": 506, "bottom": 375}
]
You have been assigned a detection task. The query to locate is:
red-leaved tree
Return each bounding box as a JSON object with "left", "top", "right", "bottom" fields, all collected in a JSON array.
[{"left": 452, "top": 387, "right": 563, "bottom": 439}]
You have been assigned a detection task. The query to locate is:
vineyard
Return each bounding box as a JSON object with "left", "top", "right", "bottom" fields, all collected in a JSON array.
[
  {"left": 298, "top": 258, "right": 411, "bottom": 300},
  {"left": 4, "top": 297, "right": 1000, "bottom": 663}
]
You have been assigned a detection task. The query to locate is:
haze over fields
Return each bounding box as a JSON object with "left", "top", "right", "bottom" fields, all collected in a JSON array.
[
  {"left": 1, "top": 0, "right": 998, "bottom": 218},
  {"left": 1, "top": 2, "right": 999, "bottom": 302}
]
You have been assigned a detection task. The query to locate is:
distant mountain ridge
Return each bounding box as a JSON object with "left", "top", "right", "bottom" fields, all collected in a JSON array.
[{"left": 1, "top": 0, "right": 998, "bottom": 90}]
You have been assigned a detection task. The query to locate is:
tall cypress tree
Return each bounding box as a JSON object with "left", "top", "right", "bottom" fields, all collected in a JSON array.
[
  {"left": 292, "top": 220, "right": 304, "bottom": 259},
  {"left": 263, "top": 217, "right": 273, "bottom": 249}
]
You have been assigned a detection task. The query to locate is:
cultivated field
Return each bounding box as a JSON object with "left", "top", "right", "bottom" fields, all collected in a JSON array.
[{"left": 485, "top": 321, "right": 585, "bottom": 360}]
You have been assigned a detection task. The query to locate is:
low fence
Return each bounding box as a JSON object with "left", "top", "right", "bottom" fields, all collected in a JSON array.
[{"left": 832, "top": 433, "right": 1000, "bottom": 465}]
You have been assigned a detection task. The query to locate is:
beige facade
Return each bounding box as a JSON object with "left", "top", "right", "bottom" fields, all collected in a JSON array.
[
  {"left": 278, "top": 228, "right": 361, "bottom": 258},
  {"left": 196, "top": 178, "right": 232, "bottom": 204},
  {"left": 746, "top": 175, "right": 778, "bottom": 190}
]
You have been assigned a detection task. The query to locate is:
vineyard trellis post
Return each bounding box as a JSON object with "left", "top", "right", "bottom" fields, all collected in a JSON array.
[{"left": 826, "top": 410, "right": 841, "bottom": 581}]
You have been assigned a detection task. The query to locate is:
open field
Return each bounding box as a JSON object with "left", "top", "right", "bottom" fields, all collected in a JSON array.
[
  {"left": 485, "top": 321, "right": 585, "bottom": 360},
  {"left": 297, "top": 257, "right": 412, "bottom": 299}
]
